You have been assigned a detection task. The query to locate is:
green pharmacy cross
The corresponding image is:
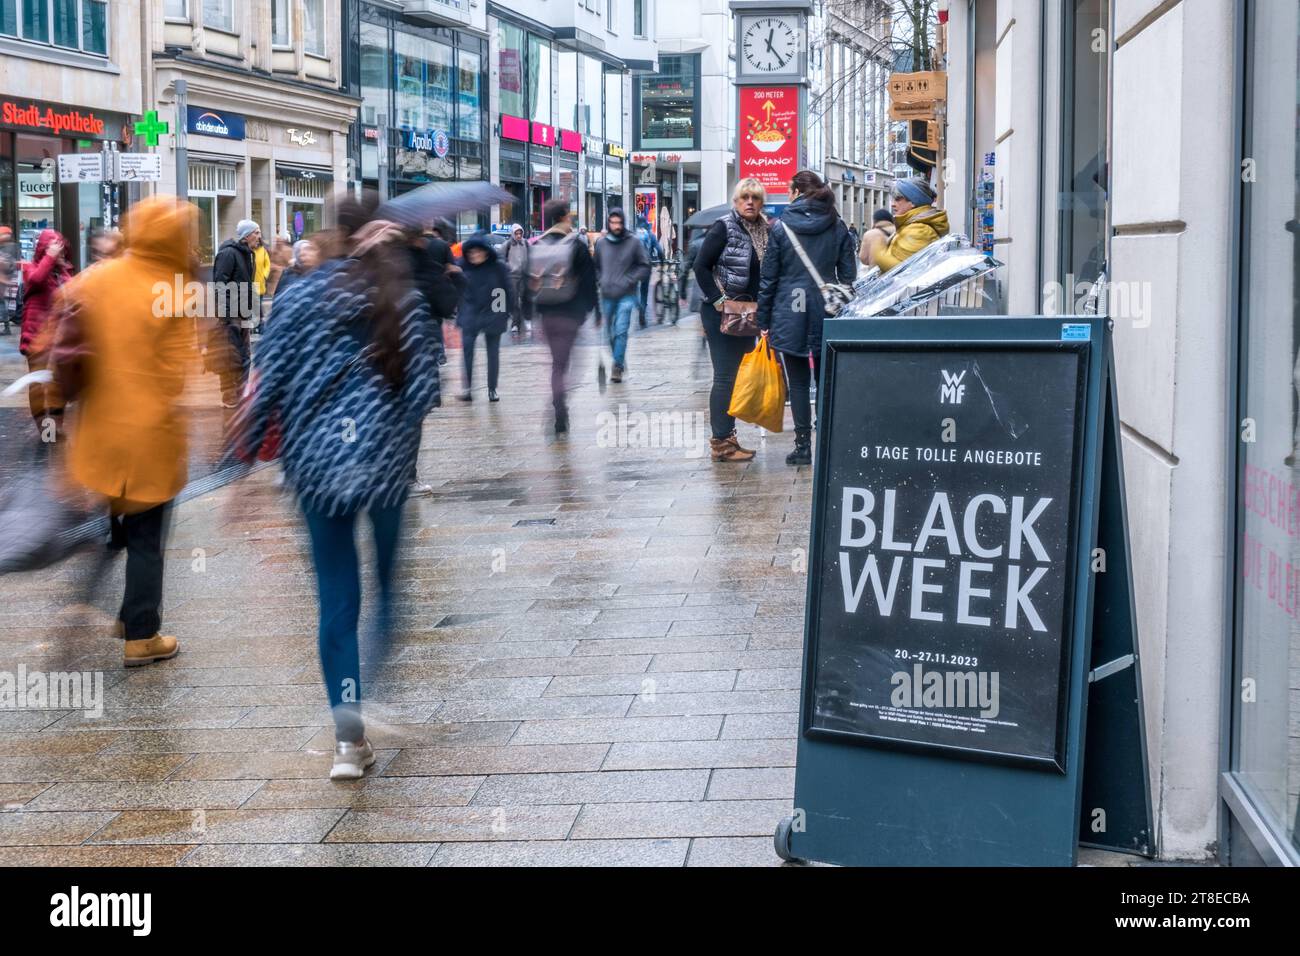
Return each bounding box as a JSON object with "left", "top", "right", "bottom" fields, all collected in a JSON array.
[{"left": 133, "top": 110, "right": 170, "bottom": 147}]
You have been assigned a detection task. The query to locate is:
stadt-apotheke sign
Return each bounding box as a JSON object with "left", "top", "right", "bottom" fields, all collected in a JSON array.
[{"left": 1, "top": 97, "right": 125, "bottom": 140}]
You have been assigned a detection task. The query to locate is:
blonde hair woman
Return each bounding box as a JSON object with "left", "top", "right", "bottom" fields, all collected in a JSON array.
[{"left": 691, "top": 177, "right": 771, "bottom": 461}]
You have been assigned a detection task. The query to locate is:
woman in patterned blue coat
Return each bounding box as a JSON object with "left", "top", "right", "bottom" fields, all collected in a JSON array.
[{"left": 239, "top": 194, "right": 441, "bottom": 780}]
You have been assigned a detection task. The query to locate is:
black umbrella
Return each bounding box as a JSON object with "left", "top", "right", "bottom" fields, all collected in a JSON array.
[
  {"left": 684, "top": 203, "right": 731, "bottom": 229},
  {"left": 376, "top": 181, "right": 516, "bottom": 229}
]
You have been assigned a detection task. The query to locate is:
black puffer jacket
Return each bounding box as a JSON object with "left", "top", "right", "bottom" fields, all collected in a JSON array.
[
  {"left": 756, "top": 197, "right": 856, "bottom": 358},
  {"left": 455, "top": 237, "right": 514, "bottom": 336}
]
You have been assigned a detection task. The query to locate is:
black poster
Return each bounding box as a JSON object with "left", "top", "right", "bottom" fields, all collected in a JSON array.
[{"left": 809, "top": 344, "right": 1087, "bottom": 768}]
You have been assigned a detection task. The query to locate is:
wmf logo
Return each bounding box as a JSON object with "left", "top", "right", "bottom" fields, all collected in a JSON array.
[{"left": 939, "top": 369, "right": 967, "bottom": 405}]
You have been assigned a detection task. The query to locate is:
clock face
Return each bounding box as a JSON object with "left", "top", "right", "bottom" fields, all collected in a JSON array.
[{"left": 741, "top": 16, "right": 799, "bottom": 74}]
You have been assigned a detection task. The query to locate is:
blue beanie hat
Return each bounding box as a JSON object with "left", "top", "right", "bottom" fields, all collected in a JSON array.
[{"left": 893, "top": 178, "right": 934, "bottom": 207}]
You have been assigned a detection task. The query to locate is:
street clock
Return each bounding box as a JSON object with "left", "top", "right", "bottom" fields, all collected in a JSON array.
[
  {"left": 741, "top": 14, "right": 799, "bottom": 74},
  {"left": 732, "top": 1, "right": 811, "bottom": 84}
]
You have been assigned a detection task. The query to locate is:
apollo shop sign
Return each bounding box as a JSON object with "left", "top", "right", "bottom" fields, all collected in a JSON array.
[{"left": 406, "top": 128, "right": 450, "bottom": 158}]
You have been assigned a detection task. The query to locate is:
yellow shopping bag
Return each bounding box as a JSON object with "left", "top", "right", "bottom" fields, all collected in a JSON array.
[{"left": 728, "top": 335, "right": 786, "bottom": 433}]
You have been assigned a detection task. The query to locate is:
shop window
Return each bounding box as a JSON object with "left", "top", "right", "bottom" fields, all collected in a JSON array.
[
  {"left": 1230, "top": 0, "right": 1300, "bottom": 860},
  {"left": 1, "top": 1, "right": 105, "bottom": 54},
  {"left": 457, "top": 49, "right": 481, "bottom": 142},
  {"left": 497, "top": 22, "right": 526, "bottom": 119},
  {"left": 604, "top": 69, "right": 622, "bottom": 145},
  {"left": 558, "top": 50, "right": 578, "bottom": 132},
  {"left": 271, "top": 0, "right": 290, "bottom": 47},
  {"left": 203, "top": 0, "right": 233, "bottom": 33},
  {"left": 360, "top": 21, "right": 387, "bottom": 127},
  {"left": 395, "top": 31, "right": 453, "bottom": 134},
  {"left": 637, "top": 54, "right": 697, "bottom": 150},
  {"left": 529, "top": 35, "right": 552, "bottom": 125},
  {"left": 302, "top": 0, "right": 324, "bottom": 56},
  {"left": 581, "top": 55, "right": 602, "bottom": 138},
  {"left": 1057, "top": 0, "right": 1110, "bottom": 288}
]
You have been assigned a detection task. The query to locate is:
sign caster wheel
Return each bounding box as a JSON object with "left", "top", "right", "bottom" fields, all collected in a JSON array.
[{"left": 774, "top": 816, "right": 799, "bottom": 862}]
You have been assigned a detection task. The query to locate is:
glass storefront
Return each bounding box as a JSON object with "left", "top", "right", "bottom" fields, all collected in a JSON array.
[
  {"left": 1057, "top": 0, "right": 1110, "bottom": 288},
  {"left": 352, "top": 7, "right": 488, "bottom": 203},
  {"left": 637, "top": 54, "right": 699, "bottom": 149},
  {"left": 581, "top": 55, "right": 603, "bottom": 138},
  {"left": 1228, "top": 0, "right": 1300, "bottom": 862}
]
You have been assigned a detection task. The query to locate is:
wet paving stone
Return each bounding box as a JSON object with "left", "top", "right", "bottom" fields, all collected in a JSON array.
[{"left": 0, "top": 321, "right": 812, "bottom": 865}]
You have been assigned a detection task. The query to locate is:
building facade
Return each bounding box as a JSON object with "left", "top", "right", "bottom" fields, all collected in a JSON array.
[
  {"left": 343, "top": 0, "right": 490, "bottom": 236},
  {"left": 805, "top": 0, "right": 894, "bottom": 233},
  {"left": 484, "top": 0, "right": 654, "bottom": 236},
  {"left": 632, "top": 0, "right": 732, "bottom": 254},
  {"left": 947, "top": 0, "right": 1299, "bottom": 865},
  {"left": 148, "top": 1, "right": 358, "bottom": 263},
  {"left": 0, "top": 0, "right": 143, "bottom": 269}
]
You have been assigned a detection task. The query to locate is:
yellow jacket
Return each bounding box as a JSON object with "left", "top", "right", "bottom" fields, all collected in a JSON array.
[
  {"left": 65, "top": 197, "right": 196, "bottom": 510},
  {"left": 873, "top": 205, "right": 950, "bottom": 272},
  {"left": 253, "top": 243, "right": 271, "bottom": 296}
]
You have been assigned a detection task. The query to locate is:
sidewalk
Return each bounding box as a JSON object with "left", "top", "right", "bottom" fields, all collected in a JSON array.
[{"left": 0, "top": 316, "right": 818, "bottom": 866}]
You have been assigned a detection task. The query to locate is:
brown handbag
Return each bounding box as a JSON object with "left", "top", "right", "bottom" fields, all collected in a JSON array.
[{"left": 719, "top": 296, "right": 760, "bottom": 336}]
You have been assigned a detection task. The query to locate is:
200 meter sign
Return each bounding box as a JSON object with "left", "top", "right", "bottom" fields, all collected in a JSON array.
[{"left": 807, "top": 344, "right": 1088, "bottom": 769}]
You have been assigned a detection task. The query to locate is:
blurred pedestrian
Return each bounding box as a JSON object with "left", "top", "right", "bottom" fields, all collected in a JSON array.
[
  {"left": 0, "top": 225, "right": 19, "bottom": 336},
  {"left": 502, "top": 223, "right": 531, "bottom": 337},
  {"left": 633, "top": 218, "right": 662, "bottom": 327},
  {"left": 87, "top": 228, "right": 121, "bottom": 265},
  {"left": 211, "top": 219, "right": 260, "bottom": 408},
  {"left": 271, "top": 238, "right": 320, "bottom": 304},
  {"left": 57, "top": 197, "right": 197, "bottom": 667},
  {"left": 862, "top": 177, "right": 948, "bottom": 273},
  {"left": 19, "top": 228, "right": 74, "bottom": 439},
  {"left": 236, "top": 193, "right": 441, "bottom": 780},
  {"left": 455, "top": 235, "right": 513, "bottom": 402},
  {"left": 592, "top": 208, "right": 650, "bottom": 384},
  {"left": 694, "top": 178, "right": 770, "bottom": 462},
  {"left": 757, "top": 170, "right": 856, "bottom": 466},
  {"left": 529, "top": 199, "right": 598, "bottom": 436},
  {"left": 858, "top": 208, "right": 897, "bottom": 266}
]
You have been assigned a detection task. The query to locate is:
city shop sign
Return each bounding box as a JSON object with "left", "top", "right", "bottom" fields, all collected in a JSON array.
[
  {"left": 186, "top": 106, "right": 245, "bottom": 140},
  {"left": 1, "top": 97, "right": 123, "bottom": 139}
]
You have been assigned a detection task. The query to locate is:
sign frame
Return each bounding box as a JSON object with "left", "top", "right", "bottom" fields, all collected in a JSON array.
[
  {"left": 801, "top": 338, "right": 1092, "bottom": 773},
  {"left": 780, "top": 316, "right": 1154, "bottom": 867}
]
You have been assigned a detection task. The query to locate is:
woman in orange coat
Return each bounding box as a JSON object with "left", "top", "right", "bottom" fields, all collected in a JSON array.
[{"left": 62, "top": 197, "right": 196, "bottom": 668}]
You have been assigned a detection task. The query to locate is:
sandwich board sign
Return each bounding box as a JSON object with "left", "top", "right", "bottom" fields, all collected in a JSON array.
[{"left": 775, "top": 316, "right": 1153, "bottom": 866}]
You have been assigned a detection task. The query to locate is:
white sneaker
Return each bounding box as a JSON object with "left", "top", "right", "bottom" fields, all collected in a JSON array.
[
  {"left": 330, "top": 737, "right": 375, "bottom": 781},
  {"left": 409, "top": 481, "right": 435, "bottom": 497}
]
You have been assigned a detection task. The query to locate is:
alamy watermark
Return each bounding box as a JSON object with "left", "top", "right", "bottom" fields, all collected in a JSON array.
[
  {"left": 1041, "top": 274, "right": 1152, "bottom": 328},
  {"left": 596, "top": 404, "right": 708, "bottom": 458},
  {"left": 0, "top": 665, "right": 104, "bottom": 718},
  {"left": 890, "top": 663, "right": 1000, "bottom": 719},
  {"left": 152, "top": 276, "right": 260, "bottom": 321}
]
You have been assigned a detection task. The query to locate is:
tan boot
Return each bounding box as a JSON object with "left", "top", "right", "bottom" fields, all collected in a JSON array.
[
  {"left": 726, "top": 430, "right": 755, "bottom": 456},
  {"left": 710, "top": 435, "right": 756, "bottom": 462},
  {"left": 123, "top": 634, "right": 180, "bottom": 668}
]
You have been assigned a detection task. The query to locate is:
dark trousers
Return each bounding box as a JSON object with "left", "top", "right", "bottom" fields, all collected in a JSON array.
[
  {"left": 303, "top": 500, "right": 405, "bottom": 743},
  {"left": 700, "top": 303, "right": 755, "bottom": 440},
  {"left": 217, "top": 321, "right": 251, "bottom": 405},
  {"left": 462, "top": 330, "right": 501, "bottom": 390},
  {"left": 781, "top": 350, "right": 821, "bottom": 432},
  {"left": 118, "top": 502, "right": 172, "bottom": 640},
  {"left": 540, "top": 313, "right": 580, "bottom": 420},
  {"left": 637, "top": 276, "right": 651, "bottom": 323}
]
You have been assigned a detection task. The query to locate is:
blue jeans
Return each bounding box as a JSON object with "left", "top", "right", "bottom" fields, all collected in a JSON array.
[
  {"left": 602, "top": 294, "right": 638, "bottom": 368},
  {"left": 303, "top": 499, "right": 406, "bottom": 742},
  {"left": 637, "top": 276, "right": 651, "bottom": 321}
]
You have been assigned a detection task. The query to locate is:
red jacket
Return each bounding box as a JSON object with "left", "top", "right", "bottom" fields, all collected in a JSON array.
[{"left": 19, "top": 229, "right": 73, "bottom": 356}]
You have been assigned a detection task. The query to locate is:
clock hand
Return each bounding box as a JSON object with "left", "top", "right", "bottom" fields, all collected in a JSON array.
[{"left": 765, "top": 29, "right": 775, "bottom": 55}]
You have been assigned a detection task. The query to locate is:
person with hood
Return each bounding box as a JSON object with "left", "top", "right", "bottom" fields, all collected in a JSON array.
[
  {"left": 756, "top": 169, "right": 857, "bottom": 466},
  {"left": 19, "top": 228, "right": 74, "bottom": 437},
  {"left": 634, "top": 218, "right": 663, "bottom": 326},
  {"left": 862, "top": 177, "right": 949, "bottom": 272},
  {"left": 693, "top": 178, "right": 771, "bottom": 462},
  {"left": 211, "top": 219, "right": 260, "bottom": 407},
  {"left": 531, "top": 199, "right": 598, "bottom": 435},
  {"left": 57, "top": 197, "right": 197, "bottom": 667},
  {"left": 455, "top": 235, "right": 513, "bottom": 402},
  {"left": 503, "top": 223, "right": 531, "bottom": 336},
  {"left": 858, "top": 208, "right": 896, "bottom": 267},
  {"left": 592, "top": 208, "right": 651, "bottom": 383},
  {"left": 236, "top": 193, "right": 440, "bottom": 781}
]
